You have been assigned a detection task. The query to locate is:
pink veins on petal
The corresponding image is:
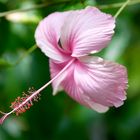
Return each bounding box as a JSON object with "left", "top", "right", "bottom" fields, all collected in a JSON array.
[{"left": 35, "top": 6, "right": 128, "bottom": 113}]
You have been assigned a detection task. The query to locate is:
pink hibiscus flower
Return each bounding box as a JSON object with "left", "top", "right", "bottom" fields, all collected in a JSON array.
[
  {"left": 35, "top": 6, "right": 128, "bottom": 112},
  {"left": 0, "top": 6, "right": 127, "bottom": 124}
]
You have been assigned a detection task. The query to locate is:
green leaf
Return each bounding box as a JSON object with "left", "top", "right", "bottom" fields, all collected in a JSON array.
[{"left": 0, "top": 58, "right": 12, "bottom": 69}]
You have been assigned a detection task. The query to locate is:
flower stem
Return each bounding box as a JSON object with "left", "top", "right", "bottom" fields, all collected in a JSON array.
[
  {"left": 0, "top": 0, "right": 71, "bottom": 18},
  {"left": 0, "top": 0, "right": 140, "bottom": 18},
  {"left": 98, "top": 0, "right": 140, "bottom": 9},
  {"left": 14, "top": 44, "right": 37, "bottom": 66},
  {"left": 114, "top": 0, "right": 130, "bottom": 19},
  {"left": 0, "top": 44, "right": 37, "bottom": 68},
  {"left": 0, "top": 58, "right": 75, "bottom": 124}
]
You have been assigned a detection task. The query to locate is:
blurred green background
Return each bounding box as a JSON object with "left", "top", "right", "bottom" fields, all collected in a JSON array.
[{"left": 0, "top": 0, "right": 140, "bottom": 140}]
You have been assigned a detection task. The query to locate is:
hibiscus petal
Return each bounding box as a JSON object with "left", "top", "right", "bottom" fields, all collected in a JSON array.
[
  {"left": 60, "top": 6, "right": 115, "bottom": 57},
  {"left": 35, "top": 12, "right": 71, "bottom": 62},
  {"left": 87, "top": 101, "right": 109, "bottom": 113},
  {"left": 61, "top": 56, "right": 127, "bottom": 112},
  {"left": 49, "top": 59, "right": 68, "bottom": 95}
]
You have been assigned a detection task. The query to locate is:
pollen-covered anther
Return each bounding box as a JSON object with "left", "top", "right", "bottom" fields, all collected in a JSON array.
[{"left": 10, "top": 87, "right": 41, "bottom": 116}]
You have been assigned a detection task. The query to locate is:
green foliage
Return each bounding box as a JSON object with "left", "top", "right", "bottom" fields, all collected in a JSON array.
[{"left": 0, "top": 0, "right": 140, "bottom": 140}]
